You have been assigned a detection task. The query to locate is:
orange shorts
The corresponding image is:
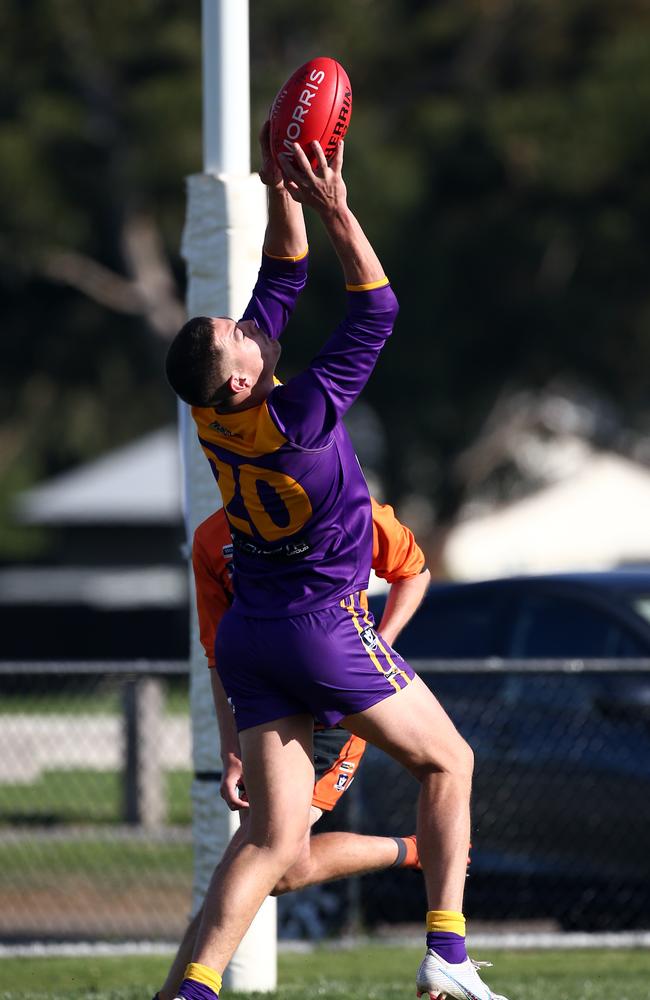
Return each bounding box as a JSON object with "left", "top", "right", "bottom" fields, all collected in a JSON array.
[{"left": 311, "top": 727, "right": 367, "bottom": 811}]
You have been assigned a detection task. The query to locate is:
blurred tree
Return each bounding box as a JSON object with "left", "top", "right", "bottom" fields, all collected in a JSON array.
[
  {"left": 0, "top": 0, "right": 200, "bottom": 553},
  {"left": 2, "top": 0, "right": 650, "bottom": 559}
]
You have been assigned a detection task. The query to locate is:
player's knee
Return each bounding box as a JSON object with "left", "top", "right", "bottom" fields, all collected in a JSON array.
[
  {"left": 269, "top": 871, "right": 294, "bottom": 896},
  {"left": 270, "top": 844, "right": 311, "bottom": 895},
  {"left": 268, "top": 824, "right": 309, "bottom": 871},
  {"left": 271, "top": 870, "right": 304, "bottom": 895},
  {"left": 272, "top": 843, "right": 308, "bottom": 890},
  {"left": 411, "top": 732, "right": 474, "bottom": 783},
  {"left": 454, "top": 737, "right": 474, "bottom": 780}
]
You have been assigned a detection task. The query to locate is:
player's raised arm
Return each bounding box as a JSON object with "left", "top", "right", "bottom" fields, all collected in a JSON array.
[
  {"left": 282, "top": 139, "right": 384, "bottom": 287},
  {"left": 236, "top": 123, "right": 310, "bottom": 343},
  {"left": 259, "top": 121, "right": 308, "bottom": 261},
  {"left": 268, "top": 139, "right": 398, "bottom": 445}
]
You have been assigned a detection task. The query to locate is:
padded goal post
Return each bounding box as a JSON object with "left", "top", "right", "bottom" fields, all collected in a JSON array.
[{"left": 178, "top": 2, "right": 276, "bottom": 991}]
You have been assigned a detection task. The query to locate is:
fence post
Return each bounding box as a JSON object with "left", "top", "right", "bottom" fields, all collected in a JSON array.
[{"left": 122, "top": 676, "right": 167, "bottom": 828}]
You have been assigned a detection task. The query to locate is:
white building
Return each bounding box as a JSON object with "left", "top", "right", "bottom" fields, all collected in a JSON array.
[{"left": 444, "top": 452, "right": 650, "bottom": 580}]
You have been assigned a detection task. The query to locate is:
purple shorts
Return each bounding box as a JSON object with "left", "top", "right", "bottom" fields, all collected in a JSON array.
[{"left": 215, "top": 592, "right": 415, "bottom": 732}]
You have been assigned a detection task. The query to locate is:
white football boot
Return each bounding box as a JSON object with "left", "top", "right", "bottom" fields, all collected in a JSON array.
[{"left": 416, "top": 949, "right": 510, "bottom": 1000}]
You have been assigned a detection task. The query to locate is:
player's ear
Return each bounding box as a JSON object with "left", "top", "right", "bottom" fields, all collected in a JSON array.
[{"left": 228, "top": 372, "right": 252, "bottom": 395}]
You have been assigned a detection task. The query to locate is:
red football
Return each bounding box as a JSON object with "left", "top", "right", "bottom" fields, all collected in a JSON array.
[{"left": 269, "top": 57, "right": 352, "bottom": 169}]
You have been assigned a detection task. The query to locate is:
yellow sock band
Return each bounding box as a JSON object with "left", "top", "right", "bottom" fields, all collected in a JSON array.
[
  {"left": 184, "top": 962, "right": 222, "bottom": 995},
  {"left": 426, "top": 909, "right": 466, "bottom": 936}
]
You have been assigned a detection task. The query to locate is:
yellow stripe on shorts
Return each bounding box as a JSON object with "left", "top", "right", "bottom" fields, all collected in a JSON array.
[
  {"left": 342, "top": 594, "right": 401, "bottom": 691},
  {"left": 361, "top": 607, "right": 411, "bottom": 686}
]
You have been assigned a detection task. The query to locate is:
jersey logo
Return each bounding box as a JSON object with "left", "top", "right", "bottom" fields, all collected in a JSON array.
[
  {"left": 232, "top": 534, "right": 312, "bottom": 561},
  {"left": 221, "top": 542, "right": 234, "bottom": 577},
  {"left": 284, "top": 539, "right": 310, "bottom": 557},
  {"left": 209, "top": 419, "right": 235, "bottom": 437}
]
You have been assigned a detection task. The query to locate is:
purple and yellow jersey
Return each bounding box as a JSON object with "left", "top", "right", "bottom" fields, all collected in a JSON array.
[{"left": 191, "top": 251, "right": 399, "bottom": 617}]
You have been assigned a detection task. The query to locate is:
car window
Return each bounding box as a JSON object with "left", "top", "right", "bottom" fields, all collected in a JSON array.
[
  {"left": 508, "top": 594, "right": 647, "bottom": 658},
  {"left": 391, "top": 590, "right": 506, "bottom": 658}
]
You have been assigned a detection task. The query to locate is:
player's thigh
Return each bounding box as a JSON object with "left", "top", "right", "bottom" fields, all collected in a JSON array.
[
  {"left": 341, "top": 674, "right": 473, "bottom": 779},
  {"left": 239, "top": 713, "right": 316, "bottom": 841}
]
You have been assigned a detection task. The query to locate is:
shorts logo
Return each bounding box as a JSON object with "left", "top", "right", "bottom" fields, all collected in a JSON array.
[
  {"left": 335, "top": 774, "right": 350, "bottom": 791},
  {"left": 383, "top": 666, "right": 400, "bottom": 683},
  {"left": 360, "top": 626, "right": 379, "bottom": 651},
  {"left": 339, "top": 762, "right": 355, "bottom": 773}
]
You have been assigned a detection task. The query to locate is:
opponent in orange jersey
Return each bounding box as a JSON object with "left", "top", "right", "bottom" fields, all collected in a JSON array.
[
  {"left": 194, "top": 496, "right": 427, "bottom": 668},
  {"left": 154, "top": 499, "right": 430, "bottom": 1000}
]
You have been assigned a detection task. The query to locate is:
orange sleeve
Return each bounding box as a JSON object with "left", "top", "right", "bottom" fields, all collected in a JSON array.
[
  {"left": 192, "top": 511, "right": 233, "bottom": 668},
  {"left": 370, "top": 496, "right": 426, "bottom": 583}
]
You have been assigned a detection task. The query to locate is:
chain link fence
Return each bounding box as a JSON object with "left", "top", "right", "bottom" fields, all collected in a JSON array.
[{"left": 1, "top": 659, "right": 649, "bottom": 941}]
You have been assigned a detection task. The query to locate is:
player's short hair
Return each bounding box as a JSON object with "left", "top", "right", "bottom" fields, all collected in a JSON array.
[{"left": 165, "top": 316, "right": 232, "bottom": 407}]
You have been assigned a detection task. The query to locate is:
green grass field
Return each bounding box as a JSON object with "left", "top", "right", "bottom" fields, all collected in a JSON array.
[{"left": 1, "top": 945, "right": 649, "bottom": 1000}]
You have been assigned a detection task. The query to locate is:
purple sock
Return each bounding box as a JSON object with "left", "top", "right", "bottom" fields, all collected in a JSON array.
[
  {"left": 177, "top": 979, "right": 219, "bottom": 1000},
  {"left": 426, "top": 930, "right": 467, "bottom": 964}
]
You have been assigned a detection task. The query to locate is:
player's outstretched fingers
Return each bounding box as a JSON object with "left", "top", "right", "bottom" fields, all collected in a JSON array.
[
  {"left": 280, "top": 144, "right": 317, "bottom": 203},
  {"left": 290, "top": 141, "right": 316, "bottom": 178},
  {"left": 258, "top": 120, "right": 282, "bottom": 189},
  {"left": 309, "top": 140, "right": 329, "bottom": 177},
  {"left": 281, "top": 140, "right": 348, "bottom": 215},
  {"left": 329, "top": 136, "right": 344, "bottom": 174},
  {"left": 278, "top": 144, "right": 306, "bottom": 190}
]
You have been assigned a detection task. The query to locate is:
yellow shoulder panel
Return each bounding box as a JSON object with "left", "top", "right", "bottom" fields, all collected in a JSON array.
[{"left": 191, "top": 403, "right": 286, "bottom": 458}]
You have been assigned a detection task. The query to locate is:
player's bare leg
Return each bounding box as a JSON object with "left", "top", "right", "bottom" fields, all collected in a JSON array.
[
  {"left": 156, "top": 908, "right": 200, "bottom": 1000},
  {"left": 157, "top": 812, "right": 419, "bottom": 1000},
  {"left": 172, "top": 714, "right": 315, "bottom": 999},
  {"left": 272, "top": 827, "right": 419, "bottom": 894},
  {"left": 341, "top": 674, "right": 509, "bottom": 1000},
  {"left": 343, "top": 675, "right": 472, "bottom": 910}
]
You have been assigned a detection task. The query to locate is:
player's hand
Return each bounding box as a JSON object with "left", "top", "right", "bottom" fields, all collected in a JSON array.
[
  {"left": 281, "top": 140, "right": 347, "bottom": 216},
  {"left": 221, "top": 753, "right": 250, "bottom": 811},
  {"left": 258, "top": 121, "right": 283, "bottom": 190}
]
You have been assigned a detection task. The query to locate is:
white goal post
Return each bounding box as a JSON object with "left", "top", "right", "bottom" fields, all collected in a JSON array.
[{"left": 178, "top": 1, "right": 276, "bottom": 991}]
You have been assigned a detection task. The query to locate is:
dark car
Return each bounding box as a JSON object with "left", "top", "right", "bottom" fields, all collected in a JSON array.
[
  {"left": 371, "top": 571, "right": 650, "bottom": 662},
  {"left": 354, "top": 572, "right": 650, "bottom": 931}
]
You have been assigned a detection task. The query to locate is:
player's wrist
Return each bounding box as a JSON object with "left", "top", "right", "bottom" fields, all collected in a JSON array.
[{"left": 317, "top": 199, "right": 351, "bottom": 226}]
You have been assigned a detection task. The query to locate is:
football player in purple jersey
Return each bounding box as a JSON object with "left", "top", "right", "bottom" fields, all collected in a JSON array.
[{"left": 164, "top": 126, "right": 507, "bottom": 1000}]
